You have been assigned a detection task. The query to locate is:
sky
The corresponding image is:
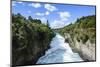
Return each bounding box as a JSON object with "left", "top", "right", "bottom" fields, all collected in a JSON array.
[{"left": 12, "top": 1, "right": 96, "bottom": 29}]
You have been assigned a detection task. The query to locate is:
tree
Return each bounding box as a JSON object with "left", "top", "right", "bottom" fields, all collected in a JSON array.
[
  {"left": 47, "top": 20, "right": 50, "bottom": 29},
  {"left": 28, "top": 16, "right": 34, "bottom": 22}
]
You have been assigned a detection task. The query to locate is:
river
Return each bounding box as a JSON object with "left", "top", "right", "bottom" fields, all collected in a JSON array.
[{"left": 36, "top": 33, "right": 83, "bottom": 64}]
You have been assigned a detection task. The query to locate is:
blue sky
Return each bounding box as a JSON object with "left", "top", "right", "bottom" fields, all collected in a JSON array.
[{"left": 12, "top": 1, "right": 95, "bottom": 29}]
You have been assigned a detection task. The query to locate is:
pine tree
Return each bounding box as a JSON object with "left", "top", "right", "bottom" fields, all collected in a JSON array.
[
  {"left": 28, "top": 16, "right": 34, "bottom": 22},
  {"left": 47, "top": 20, "right": 50, "bottom": 29}
]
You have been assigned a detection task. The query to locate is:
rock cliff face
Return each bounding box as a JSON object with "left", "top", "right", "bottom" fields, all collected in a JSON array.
[
  {"left": 64, "top": 33, "right": 95, "bottom": 61},
  {"left": 12, "top": 13, "right": 55, "bottom": 66},
  {"left": 56, "top": 15, "right": 96, "bottom": 61}
]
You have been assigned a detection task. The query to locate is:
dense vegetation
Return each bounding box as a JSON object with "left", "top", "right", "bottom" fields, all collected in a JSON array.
[
  {"left": 54, "top": 15, "right": 96, "bottom": 61},
  {"left": 12, "top": 13, "right": 55, "bottom": 66},
  {"left": 12, "top": 13, "right": 96, "bottom": 65},
  {"left": 56, "top": 15, "right": 96, "bottom": 44}
]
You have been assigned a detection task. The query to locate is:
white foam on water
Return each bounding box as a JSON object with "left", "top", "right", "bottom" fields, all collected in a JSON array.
[{"left": 36, "top": 33, "right": 83, "bottom": 64}]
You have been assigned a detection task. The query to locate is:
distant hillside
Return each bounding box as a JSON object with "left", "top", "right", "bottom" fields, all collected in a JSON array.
[
  {"left": 57, "top": 15, "right": 96, "bottom": 43},
  {"left": 55, "top": 15, "right": 96, "bottom": 61},
  {"left": 12, "top": 13, "right": 55, "bottom": 66}
]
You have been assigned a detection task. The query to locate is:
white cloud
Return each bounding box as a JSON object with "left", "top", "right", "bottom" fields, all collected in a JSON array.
[
  {"left": 50, "top": 11, "right": 71, "bottom": 29},
  {"left": 58, "top": 12, "right": 71, "bottom": 21},
  {"left": 36, "top": 12, "right": 45, "bottom": 16},
  {"left": 12, "top": 1, "right": 16, "bottom": 6},
  {"left": 50, "top": 20, "right": 68, "bottom": 29},
  {"left": 18, "top": 2, "right": 23, "bottom": 4},
  {"left": 29, "top": 3, "right": 41, "bottom": 8},
  {"left": 36, "top": 11, "right": 50, "bottom": 16},
  {"left": 45, "top": 11, "right": 50, "bottom": 15},
  {"left": 12, "top": 1, "right": 24, "bottom": 6},
  {"left": 44, "top": 4, "right": 57, "bottom": 12},
  {"left": 18, "top": 2, "right": 24, "bottom": 5}
]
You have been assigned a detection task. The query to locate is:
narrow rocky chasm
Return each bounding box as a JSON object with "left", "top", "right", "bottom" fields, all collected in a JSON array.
[{"left": 36, "top": 33, "right": 83, "bottom": 64}]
